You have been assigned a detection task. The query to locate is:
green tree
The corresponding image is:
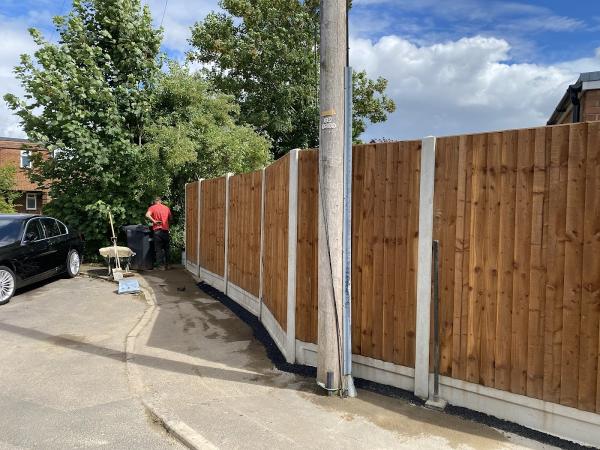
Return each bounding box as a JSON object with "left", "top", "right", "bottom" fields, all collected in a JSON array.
[
  {"left": 188, "top": 0, "right": 396, "bottom": 156},
  {"left": 145, "top": 62, "right": 271, "bottom": 221},
  {"left": 5, "top": 0, "right": 163, "bottom": 252},
  {"left": 0, "top": 166, "right": 19, "bottom": 213}
]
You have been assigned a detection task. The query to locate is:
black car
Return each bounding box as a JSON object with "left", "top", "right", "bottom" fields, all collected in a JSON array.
[{"left": 0, "top": 214, "right": 85, "bottom": 305}]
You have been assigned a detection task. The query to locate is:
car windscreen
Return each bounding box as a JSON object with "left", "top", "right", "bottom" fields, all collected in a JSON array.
[{"left": 0, "top": 219, "right": 24, "bottom": 246}]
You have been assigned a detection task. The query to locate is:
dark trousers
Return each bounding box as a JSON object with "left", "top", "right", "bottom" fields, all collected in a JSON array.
[{"left": 154, "top": 230, "right": 170, "bottom": 267}]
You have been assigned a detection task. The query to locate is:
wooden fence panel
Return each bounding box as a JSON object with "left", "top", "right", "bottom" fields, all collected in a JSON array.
[
  {"left": 263, "top": 153, "right": 290, "bottom": 329},
  {"left": 295, "top": 151, "right": 318, "bottom": 344},
  {"left": 228, "top": 170, "right": 263, "bottom": 297},
  {"left": 434, "top": 122, "right": 600, "bottom": 412},
  {"left": 188, "top": 121, "right": 600, "bottom": 415},
  {"left": 200, "top": 177, "right": 226, "bottom": 276},
  {"left": 580, "top": 121, "right": 600, "bottom": 413},
  {"left": 352, "top": 141, "right": 421, "bottom": 368},
  {"left": 185, "top": 181, "right": 198, "bottom": 265}
]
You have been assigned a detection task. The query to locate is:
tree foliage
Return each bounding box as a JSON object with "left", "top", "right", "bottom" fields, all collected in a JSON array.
[
  {"left": 0, "top": 166, "right": 19, "bottom": 213},
  {"left": 189, "top": 0, "right": 396, "bottom": 156},
  {"left": 4, "top": 0, "right": 162, "bottom": 251},
  {"left": 5, "top": 0, "right": 272, "bottom": 255},
  {"left": 145, "top": 62, "right": 271, "bottom": 222}
]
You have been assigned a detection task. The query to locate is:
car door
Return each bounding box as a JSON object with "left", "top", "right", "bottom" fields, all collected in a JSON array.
[
  {"left": 40, "top": 218, "right": 65, "bottom": 271},
  {"left": 16, "top": 219, "right": 52, "bottom": 280}
]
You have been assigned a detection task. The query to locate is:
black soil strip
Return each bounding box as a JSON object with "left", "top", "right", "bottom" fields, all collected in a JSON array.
[
  {"left": 442, "top": 404, "right": 594, "bottom": 449},
  {"left": 197, "top": 282, "right": 592, "bottom": 450}
]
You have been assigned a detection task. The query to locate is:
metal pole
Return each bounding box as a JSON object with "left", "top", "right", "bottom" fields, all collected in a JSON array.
[
  {"left": 342, "top": 65, "right": 356, "bottom": 397},
  {"left": 432, "top": 239, "right": 440, "bottom": 401},
  {"left": 317, "top": 0, "right": 346, "bottom": 393}
]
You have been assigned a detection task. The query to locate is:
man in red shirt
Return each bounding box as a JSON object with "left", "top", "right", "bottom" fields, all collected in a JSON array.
[{"left": 145, "top": 197, "right": 173, "bottom": 270}]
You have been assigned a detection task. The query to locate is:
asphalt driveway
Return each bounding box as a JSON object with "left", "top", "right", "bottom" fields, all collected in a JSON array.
[{"left": 0, "top": 274, "right": 183, "bottom": 449}]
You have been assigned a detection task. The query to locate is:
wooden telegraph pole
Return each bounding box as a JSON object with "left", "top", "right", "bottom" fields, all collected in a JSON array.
[{"left": 317, "top": 0, "right": 346, "bottom": 393}]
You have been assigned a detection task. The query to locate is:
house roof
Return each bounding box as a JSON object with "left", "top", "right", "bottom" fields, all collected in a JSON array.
[
  {"left": 547, "top": 71, "right": 600, "bottom": 125},
  {"left": 0, "top": 136, "right": 30, "bottom": 143}
]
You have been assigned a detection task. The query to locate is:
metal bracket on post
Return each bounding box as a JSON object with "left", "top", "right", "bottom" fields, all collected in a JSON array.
[
  {"left": 425, "top": 240, "right": 447, "bottom": 410},
  {"left": 342, "top": 65, "right": 356, "bottom": 398}
]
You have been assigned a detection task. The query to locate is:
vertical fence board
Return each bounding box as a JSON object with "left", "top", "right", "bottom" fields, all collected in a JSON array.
[
  {"left": 352, "top": 145, "right": 366, "bottom": 355},
  {"left": 458, "top": 136, "right": 474, "bottom": 381},
  {"left": 510, "top": 129, "right": 534, "bottom": 395},
  {"left": 526, "top": 127, "right": 547, "bottom": 399},
  {"left": 442, "top": 139, "right": 458, "bottom": 377},
  {"left": 392, "top": 142, "right": 410, "bottom": 365},
  {"left": 405, "top": 141, "right": 421, "bottom": 367},
  {"left": 360, "top": 145, "right": 375, "bottom": 357},
  {"left": 466, "top": 133, "right": 487, "bottom": 384},
  {"left": 543, "top": 125, "right": 569, "bottom": 403},
  {"left": 481, "top": 132, "right": 500, "bottom": 387},
  {"left": 494, "top": 130, "right": 517, "bottom": 391},
  {"left": 382, "top": 143, "right": 399, "bottom": 362},
  {"left": 451, "top": 135, "right": 468, "bottom": 378},
  {"left": 560, "top": 123, "right": 587, "bottom": 408},
  {"left": 371, "top": 145, "right": 387, "bottom": 360}
]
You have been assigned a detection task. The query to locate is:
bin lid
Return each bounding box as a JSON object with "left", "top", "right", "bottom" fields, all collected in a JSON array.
[{"left": 122, "top": 224, "right": 150, "bottom": 233}]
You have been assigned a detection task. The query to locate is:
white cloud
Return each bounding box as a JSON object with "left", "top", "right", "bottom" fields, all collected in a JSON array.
[
  {"left": 2, "top": 2, "right": 598, "bottom": 145},
  {"left": 351, "top": 35, "right": 600, "bottom": 141},
  {"left": 143, "top": 0, "right": 220, "bottom": 56},
  {"left": 0, "top": 1, "right": 219, "bottom": 138},
  {"left": 0, "top": 15, "right": 37, "bottom": 138}
]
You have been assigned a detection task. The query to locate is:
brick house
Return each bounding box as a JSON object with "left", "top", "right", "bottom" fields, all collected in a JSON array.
[
  {"left": 0, "top": 137, "right": 49, "bottom": 214},
  {"left": 547, "top": 71, "right": 600, "bottom": 125}
]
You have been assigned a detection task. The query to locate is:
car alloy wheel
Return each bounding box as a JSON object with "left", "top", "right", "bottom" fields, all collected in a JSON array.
[
  {"left": 69, "top": 251, "right": 81, "bottom": 276},
  {"left": 0, "top": 269, "right": 15, "bottom": 303}
]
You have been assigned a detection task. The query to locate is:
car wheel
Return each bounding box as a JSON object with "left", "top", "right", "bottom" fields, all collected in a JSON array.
[
  {"left": 67, "top": 250, "right": 81, "bottom": 278},
  {"left": 0, "top": 266, "right": 16, "bottom": 305}
]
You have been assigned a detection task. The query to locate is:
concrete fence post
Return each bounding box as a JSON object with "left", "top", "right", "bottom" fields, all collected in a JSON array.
[
  {"left": 224, "top": 173, "right": 232, "bottom": 294},
  {"left": 286, "top": 149, "right": 299, "bottom": 363},
  {"left": 414, "top": 136, "right": 437, "bottom": 400},
  {"left": 197, "top": 179, "right": 203, "bottom": 277},
  {"left": 183, "top": 182, "right": 188, "bottom": 267},
  {"left": 258, "top": 168, "right": 266, "bottom": 320}
]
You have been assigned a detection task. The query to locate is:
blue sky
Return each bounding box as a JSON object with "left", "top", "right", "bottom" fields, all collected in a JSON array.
[
  {"left": 1, "top": 0, "right": 600, "bottom": 140},
  {"left": 351, "top": 0, "right": 600, "bottom": 64}
]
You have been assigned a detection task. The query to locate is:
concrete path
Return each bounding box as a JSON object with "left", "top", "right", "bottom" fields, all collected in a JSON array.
[
  {"left": 135, "top": 268, "right": 556, "bottom": 450},
  {"left": 0, "top": 275, "right": 184, "bottom": 449}
]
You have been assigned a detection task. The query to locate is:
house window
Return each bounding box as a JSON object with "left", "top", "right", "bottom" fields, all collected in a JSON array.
[
  {"left": 20, "top": 151, "right": 32, "bottom": 168},
  {"left": 26, "top": 193, "right": 37, "bottom": 211}
]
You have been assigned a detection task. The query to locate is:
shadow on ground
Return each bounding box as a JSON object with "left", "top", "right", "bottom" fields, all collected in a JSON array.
[
  {"left": 1, "top": 267, "right": 585, "bottom": 449},
  {"left": 139, "top": 268, "right": 562, "bottom": 449}
]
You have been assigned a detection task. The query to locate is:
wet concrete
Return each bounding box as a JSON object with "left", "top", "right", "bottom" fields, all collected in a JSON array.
[{"left": 134, "top": 268, "right": 558, "bottom": 449}]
